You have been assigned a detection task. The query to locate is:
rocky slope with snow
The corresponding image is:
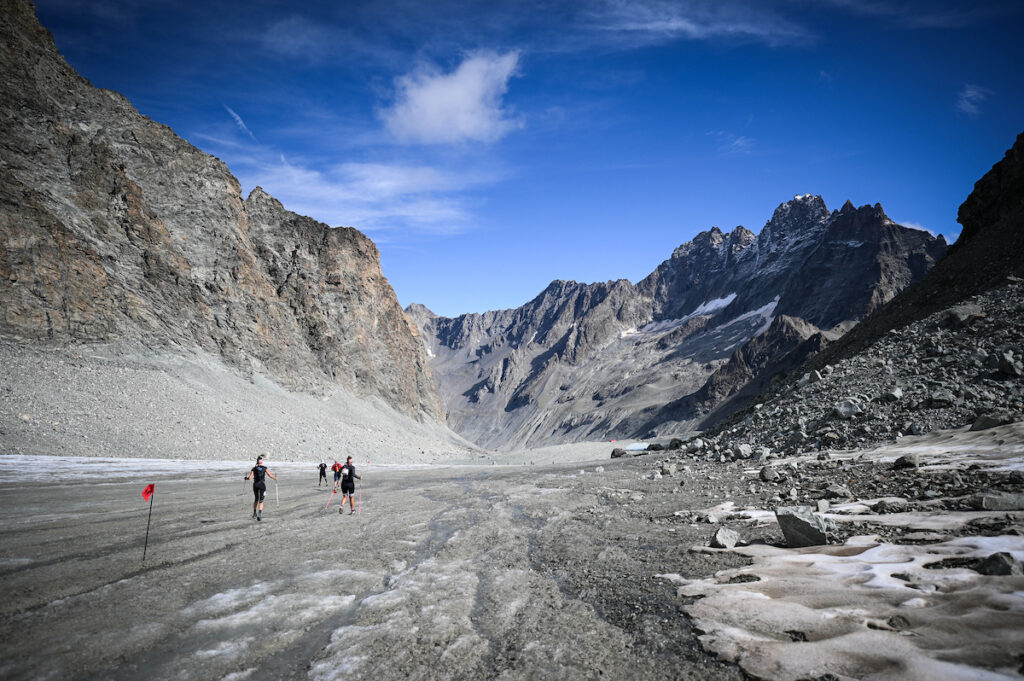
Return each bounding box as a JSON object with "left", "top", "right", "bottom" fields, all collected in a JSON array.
[
  {"left": 0, "top": 1, "right": 443, "bottom": 429},
  {"left": 412, "top": 196, "right": 946, "bottom": 449}
]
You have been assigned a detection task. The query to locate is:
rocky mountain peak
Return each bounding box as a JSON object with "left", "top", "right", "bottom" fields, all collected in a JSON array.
[
  {"left": 405, "top": 302, "right": 437, "bottom": 320},
  {"left": 760, "top": 194, "right": 830, "bottom": 246},
  {"left": 245, "top": 185, "right": 279, "bottom": 207}
]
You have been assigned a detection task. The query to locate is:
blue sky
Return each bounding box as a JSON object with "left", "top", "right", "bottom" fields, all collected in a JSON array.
[{"left": 36, "top": 0, "right": 1024, "bottom": 317}]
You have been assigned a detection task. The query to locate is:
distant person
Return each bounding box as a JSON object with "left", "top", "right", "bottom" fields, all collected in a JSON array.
[
  {"left": 318, "top": 461, "right": 328, "bottom": 487},
  {"left": 246, "top": 455, "right": 277, "bottom": 521},
  {"left": 339, "top": 456, "right": 362, "bottom": 515},
  {"left": 331, "top": 460, "right": 342, "bottom": 491}
]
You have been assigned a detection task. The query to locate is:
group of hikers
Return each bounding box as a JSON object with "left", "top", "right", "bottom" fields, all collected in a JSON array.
[{"left": 245, "top": 455, "right": 361, "bottom": 521}]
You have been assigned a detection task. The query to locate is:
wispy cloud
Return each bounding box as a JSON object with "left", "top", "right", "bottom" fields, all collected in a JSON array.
[
  {"left": 193, "top": 135, "right": 506, "bottom": 237},
  {"left": 708, "top": 130, "right": 755, "bottom": 155},
  {"left": 260, "top": 15, "right": 335, "bottom": 61},
  {"left": 581, "top": 0, "right": 812, "bottom": 48},
  {"left": 956, "top": 84, "right": 993, "bottom": 116},
  {"left": 223, "top": 105, "right": 259, "bottom": 142},
  {"left": 897, "top": 220, "right": 934, "bottom": 236},
  {"left": 381, "top": 51, "right": 523, "bottom": 145},
  {"left": 814, "top": 0, "right": 1010, "bottom": 29},
  {"left": 248, "top": 157, "right": 491, "bottom": 236}
]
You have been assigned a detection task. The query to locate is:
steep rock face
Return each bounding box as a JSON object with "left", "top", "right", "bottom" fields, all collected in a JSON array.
[
  {"left": 787, "top": 130, "right": 1024, "bottom": 374},
  {"left": 0, "top": 0, "right": 442, "bottom": 421},
  {"left": 413, "top": 195, "right": 946, "bottom": 449}
]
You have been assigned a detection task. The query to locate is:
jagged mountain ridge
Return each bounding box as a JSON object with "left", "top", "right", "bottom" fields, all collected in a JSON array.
[
  {"left": 411, "top": 195, "right": 947, "bottom": 449},
  {"left": 0, "top": 0, "right": 442, "bottom": 422}
]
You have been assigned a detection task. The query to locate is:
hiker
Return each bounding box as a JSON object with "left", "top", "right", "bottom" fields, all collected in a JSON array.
[
  {"left": 246, "top": 455, "right": 277, "bottom": 521},
  {"left": 331, "top": 460, "right": 342, "bottom": 491},
  {"left": 339, "top": 456, "right": 361, "bottom": 515},
  {"left": 318, "top": 461, "right": 328, "bottom": 487}
]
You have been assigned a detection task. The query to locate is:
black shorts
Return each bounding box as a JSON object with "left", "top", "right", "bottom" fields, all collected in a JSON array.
[
  {"left": 253, "top": 482, "right": 266, "bottom": 502},
  {"left": 341, "top": 482, "right": 355, "bottom": 495}
]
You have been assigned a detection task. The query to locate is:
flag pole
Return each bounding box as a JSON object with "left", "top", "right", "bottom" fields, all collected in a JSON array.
[{"left": 142, "top": 491, "right": 154, "bottom": 562}]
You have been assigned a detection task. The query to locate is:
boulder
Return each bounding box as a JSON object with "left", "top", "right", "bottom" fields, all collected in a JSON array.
[
  {"left": 999, "top": 351, "right": 1023, "bottom": 378},
  {"left": 775, "top": 506, "right": 830, "bottom": 547},
  {"left": 872, "top": 498, "right": 910, "bottom": 514},
  {"left": 687, "top": 438, "right": 705, "bottom": 452},
  {"left": 669, "top": 438, "right": 684, "bottom": 450},
  {"left": 970, "top": 411, "right": 1017, "bottom": 431},
  {"left": 969, "top": 492, "right": 1024, "bottom": 511},
  {"left": 834, "top": 400, "right": 861, "bottom": 419},
  {"left": 647, "top": 443, "right": 665, "bottom": 452},
  {"left": 928, "top": 389, "right": 956, "bottom": 408},
  {"left": 610, "top": 448, "right": 628, "bottom": 459},
  {"left": 892, "top": 454, "right": 920, "bottom": 470},
  {"left": 732, "top": 443, "right": 753, "bottom": 459},
  {"left": 823, "top": 483, "right": 852, "bottom": 500},
  {"left": 759, "top": 466, "right": 782, "bottom": 483},
  {"left": 974, "top": 552, "right": 1023, "bottom": 576},
  {"left": 710, "top": 527, "right": 740, "bottom": 549},
  {"left": 879, "top": 387, "right": 903, "bottom": 403},
  {"left": 942, "top": 304, "right": 985, "bottom": 328}
]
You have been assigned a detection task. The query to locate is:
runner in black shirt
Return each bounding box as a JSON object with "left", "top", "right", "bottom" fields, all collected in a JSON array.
[
  {"left": 317, "top": 462, "right": 328, "bottom": 487},
  {"left": 246, "top": 455, "right": 277, "bottom": 521},
  {"left": 339, "top": 456, "right": 361, "bottom": 515}
]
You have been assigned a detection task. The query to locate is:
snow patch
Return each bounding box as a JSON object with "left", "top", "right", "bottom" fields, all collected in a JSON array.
[
  {"left": 634, "top": 293, "right": 738, "bottom": 335},
  {"left": 715, "top": 295, "right": 779, "bottom": 337},
  {"left": 662, "top": 535, "right": 1024, "bottom": 680}
]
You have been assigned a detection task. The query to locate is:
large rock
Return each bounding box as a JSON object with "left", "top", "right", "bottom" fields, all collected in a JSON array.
[
  {"left": 710, "top": 527, "right": 741, "bottom": 549},
  {"left": 774, "top": 506, "right": 831, "bottom": 547},
  {"left": 970, "top": 411, "right": 1017, "bottom": 431},
  {"left": 974, "top": 553, "right": 1023, "bottom": 576},
  {"left": 969, "top": 492, "right": 1024, "bottom": 511},
  {"left": 834, "top": 400, "right": 862, "bottom": 420}
]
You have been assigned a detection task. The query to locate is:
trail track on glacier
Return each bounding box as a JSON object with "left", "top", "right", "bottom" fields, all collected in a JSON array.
[{"left": 0, "top": 457, "right": 747, "bottom": 681}]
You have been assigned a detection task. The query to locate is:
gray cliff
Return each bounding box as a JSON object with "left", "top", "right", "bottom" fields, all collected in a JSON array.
[{"left": 0, "top": 0, "right": 443, "bottom": 422}]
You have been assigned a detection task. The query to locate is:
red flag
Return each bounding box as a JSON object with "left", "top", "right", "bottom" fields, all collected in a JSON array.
[{"left": 142, "top": 483, "right": 155, "bottom": 501}]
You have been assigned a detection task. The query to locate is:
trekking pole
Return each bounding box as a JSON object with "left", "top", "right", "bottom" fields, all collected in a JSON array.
[
  {"left": 275, "top": 478, "right": 279, "bottom": 508},
  {"left": 240, "top": 476, "right": 247, "bottom": 496},
  {"left": 325, "top": 489, "right": 337, "bottom": 511},
  {"left": 357, "top": 479, "right": 361, "bottom": 516}
]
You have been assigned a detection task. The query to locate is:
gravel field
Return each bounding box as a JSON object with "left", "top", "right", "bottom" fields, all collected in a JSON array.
[{"left": 0, "top": 341, "right": 476, "bottom": 464}]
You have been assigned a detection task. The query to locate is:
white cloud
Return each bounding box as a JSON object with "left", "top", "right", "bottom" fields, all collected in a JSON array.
[
  {"left": 230, "top": 155, "right": 501, "bottom": 237},
  {"left": 381, "top": 51, "right": 523, "bottom": 145},
  {"left": 224, "top": 105, "right": 258, "bottom": 142},
  {"left": 956, "top": 84, "right": 993, "bottom": 116}
]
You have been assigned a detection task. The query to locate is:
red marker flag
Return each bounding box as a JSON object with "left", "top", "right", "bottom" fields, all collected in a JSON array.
[{"left": 142, "top": 483, "right": 155, "bottom": 501}]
